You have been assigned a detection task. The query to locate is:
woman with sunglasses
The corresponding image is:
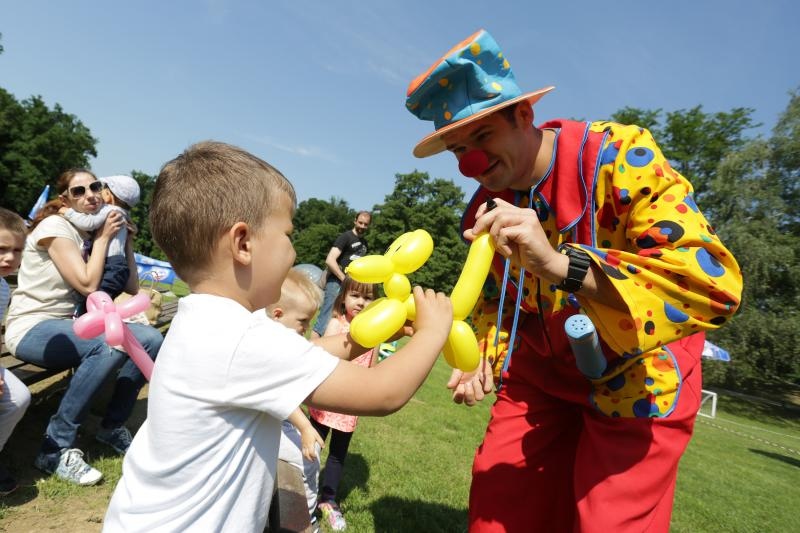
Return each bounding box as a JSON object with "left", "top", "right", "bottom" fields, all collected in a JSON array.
[{"left": 4, "top": 168, "right": 163, "bottom": 486}]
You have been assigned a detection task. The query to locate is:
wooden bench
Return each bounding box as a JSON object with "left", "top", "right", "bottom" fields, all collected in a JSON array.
[
  {"left": 267, "top": 459, "right": 314, "bottom": 532},
  {"left": 1, "top": 292, "right": 180, "bottom": 388}
]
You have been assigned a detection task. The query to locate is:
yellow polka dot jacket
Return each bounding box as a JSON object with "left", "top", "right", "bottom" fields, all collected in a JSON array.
[{"left": 464, "top": 120, "right": 742, "bottom": 418}]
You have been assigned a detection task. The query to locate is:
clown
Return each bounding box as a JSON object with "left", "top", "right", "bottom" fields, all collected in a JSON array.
[{"left": 406, "top": 29, "right": 742, "bottom": 532}]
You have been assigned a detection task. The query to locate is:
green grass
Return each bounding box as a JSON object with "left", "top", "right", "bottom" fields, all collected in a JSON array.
[
  {"left": 671, "top": 395, "right": 800, "bottom": 533},
  {"left": 316, "top": 369, "right": 800, "bottom": 533},
  {"left": 316, "top": 357, "right": 491, "bottom": 532},
  {"left": 5, "top": 361, "right": 798, "bottom": 532}
]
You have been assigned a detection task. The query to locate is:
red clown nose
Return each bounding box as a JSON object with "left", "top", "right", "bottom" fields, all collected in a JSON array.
[{"left": 458, "top": 150, "right": 489, "bottom": 178}]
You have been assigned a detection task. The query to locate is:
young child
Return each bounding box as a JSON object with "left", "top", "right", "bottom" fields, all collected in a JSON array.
[
  {"left": 59, "top": 174, "right": 140, "bottom": 314},
  {"left": 0, "top": 208, "right": 32, "bottom": 496},
  {"left": 308, "top": 275, "right": 377, "bottom": 531},
  {"left": 103, "top": 141, "right": 452, "bottom": 533},
  {"left": 268, "top": 268, "right": 326, "bottom": 530}
]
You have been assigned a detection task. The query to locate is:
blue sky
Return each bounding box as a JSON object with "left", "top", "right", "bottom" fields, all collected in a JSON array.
[{"left": 2, "top": 1, "right": 798, "bottom": 212}]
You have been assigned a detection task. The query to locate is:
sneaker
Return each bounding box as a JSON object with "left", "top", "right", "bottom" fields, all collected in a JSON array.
[
  {"left": 318, "top": 501, "right": 346, "bottom": 531},
  {"left": 34, "top": 448, "right": 102, "bottom": 486},
  {"left": 0, "top": 464, "right": 18, "bottom": 496},
  {"left": 96, "top": 425, "right": 133, "bottom": 454}
]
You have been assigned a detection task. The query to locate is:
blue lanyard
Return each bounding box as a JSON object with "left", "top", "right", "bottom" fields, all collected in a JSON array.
[{"left": 494, "top": 188, "right": 536, "bottom": 391}]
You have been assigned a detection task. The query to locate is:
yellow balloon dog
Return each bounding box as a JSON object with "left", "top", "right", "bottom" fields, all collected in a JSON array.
[{"left": 346, "top": 229, "right": 495, "bottom": 372}]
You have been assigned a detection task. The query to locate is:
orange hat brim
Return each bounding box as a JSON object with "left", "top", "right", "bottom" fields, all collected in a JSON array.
[{"left": 412, "top": 86, "right": 555, "bottom": 158}]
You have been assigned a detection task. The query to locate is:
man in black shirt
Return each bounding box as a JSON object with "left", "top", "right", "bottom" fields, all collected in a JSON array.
[{"left": 311, "top": 211, "right": 371, "bottom": 338}]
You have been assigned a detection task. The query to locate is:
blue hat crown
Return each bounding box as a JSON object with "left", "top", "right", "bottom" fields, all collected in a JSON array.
[{"left": 406, "top": 30, "right": 522, "bottom": 130}]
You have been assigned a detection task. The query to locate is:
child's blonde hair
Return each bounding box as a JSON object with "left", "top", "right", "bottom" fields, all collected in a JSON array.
[
  {"left": 332, "top": 275, "right": 376, "bottom": 318},
  {"left": 150, "top": 141, "right": 296, "bottom": 284},
  {"left": 267, "top": 269, "right": 323, "bottom": 314},
  {"left": 0, "top": 207, "right": 27, "bottom": 237}
]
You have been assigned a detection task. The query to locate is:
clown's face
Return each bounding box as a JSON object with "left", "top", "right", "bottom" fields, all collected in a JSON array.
[{"left": 443, "top": 104, "right": 538, "bottom": 192}]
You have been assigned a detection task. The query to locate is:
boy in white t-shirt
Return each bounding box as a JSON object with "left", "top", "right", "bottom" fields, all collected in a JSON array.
[
  {"left": 0, "top": 208, "right": 32, "bottom": 496},
  {"left": 267, "top": 268, "right": 326, "bottom": 530},
  {"left": 103, "top": 141, "right": 452, "bottom": 533}
]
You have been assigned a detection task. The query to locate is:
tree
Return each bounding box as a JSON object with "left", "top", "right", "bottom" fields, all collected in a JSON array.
[
  {"left": 610, "top": 105, "right": 757, "bottom": 205},
  {"left": 613, "top": 95, "right": 800, "bottom": 390},
  {"left": 0, "top": 89, "right": 97, "bottom": 216},
  {"left": 292, "top": 197, "right": 356, "bottom": 266},
  {"left": 370, "top": 171, "right": 468, "bottom": 292},
  {"left": 128, "top": 170, "right": 168, "bottom": 260}
]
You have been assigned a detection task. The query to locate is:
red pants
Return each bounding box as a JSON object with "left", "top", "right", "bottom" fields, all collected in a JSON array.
[{"left": 468, "top": 322, "right": 703, "bottom": 533}]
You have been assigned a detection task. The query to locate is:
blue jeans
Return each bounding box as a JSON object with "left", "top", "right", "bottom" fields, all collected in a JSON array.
[
  {"left": 313, "top": 278, "right": 341, "bottom": 337},
  {"left": 14, "top": 319, "right": 163, "bottom": 450}
]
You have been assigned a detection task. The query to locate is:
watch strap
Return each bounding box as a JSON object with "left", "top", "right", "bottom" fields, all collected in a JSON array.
[{"left": 556, "top": 246, "right": 591, "bottom": 293}]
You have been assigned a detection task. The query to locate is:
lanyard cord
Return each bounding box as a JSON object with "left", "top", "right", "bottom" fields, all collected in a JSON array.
[{"left": 495, "top": 188, "right": 535, "bottom": 391}]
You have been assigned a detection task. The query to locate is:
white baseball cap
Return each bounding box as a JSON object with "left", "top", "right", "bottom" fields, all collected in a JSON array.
[{"left": 100, "top": 175, "right": 140, "bottom": 208}]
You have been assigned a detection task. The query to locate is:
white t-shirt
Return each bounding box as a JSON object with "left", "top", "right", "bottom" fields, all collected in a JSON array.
[
  {"left": 103, "top": 294, "right": 339, "bottom": 533},
  {"left": 4, "top": 216, "right": 87, "bottom": 353}
]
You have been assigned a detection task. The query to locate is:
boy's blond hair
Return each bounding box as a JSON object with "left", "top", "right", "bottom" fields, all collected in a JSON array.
[
  {"left": 0, "top": 207, "right": 27, "bottom": 237},
  {"left": 150, "top": 141, "right": 296, "bottom": 284},
  {"left": 268, "top": 269, "right": 323, "bottom": 314}
]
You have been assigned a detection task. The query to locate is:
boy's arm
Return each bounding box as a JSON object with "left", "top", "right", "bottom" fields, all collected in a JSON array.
[
  {"left": 287, "top": 408, "right": 323, "bottom": 461},
  {"left": 306, "top": 287, "right": 452, "bottom": 416},
  {"left": 62, "top": 205, "right": 111, "bottom": 231},
  {"left": 311, "top": 332, "right": 369, "bottom": 360}
]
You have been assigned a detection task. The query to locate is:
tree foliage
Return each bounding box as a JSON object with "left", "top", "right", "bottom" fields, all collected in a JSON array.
[
  {"left": 370, "top": 171, "right": 468, "bottom": 293},
  {"left": 611, "top": 105, "right": 757, "bottom": 203},
  {"left": 0, "top": 89, "right": 97, "bottom": 216},
  {"left": 615, "top": 95, "right": 800, "bottom": 390},
  {"left": 292, "top": 197, "right": 356, "bottom": 267}
]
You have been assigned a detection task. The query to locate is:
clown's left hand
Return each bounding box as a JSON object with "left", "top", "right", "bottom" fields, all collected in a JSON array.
[{"left": 446, "top": 357, "right": 493, "bottom": 406}]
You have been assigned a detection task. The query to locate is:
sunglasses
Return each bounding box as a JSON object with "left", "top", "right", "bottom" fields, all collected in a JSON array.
[{"left": 67, "top": 181, "right": 104, "bottom": 198}]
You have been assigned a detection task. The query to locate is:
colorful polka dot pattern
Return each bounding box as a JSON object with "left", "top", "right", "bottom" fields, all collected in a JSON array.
[
  {"left": 405, "top": 30, "right": 523, "bottom": 129},
  {"left": 470, "top": 121, "right": 743, "bottom": 418}
]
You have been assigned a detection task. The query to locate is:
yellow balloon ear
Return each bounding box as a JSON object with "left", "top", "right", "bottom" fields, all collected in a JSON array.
[
  {"left": 384, "top": 273, "right": 411, "bottom": 300},
  {"left": 346, "top": 255, "right": 394, "bottom": 283},
  {"left": 384, "top": 232, "right": 413, "bottom": 259},
  {"left": 390, "top": 230, "right": 434, "bottom": 274},
  {"left": 349, "top": 298, "right": 407, "bottom": 347},
  {"left": 442, "top": 320, "right": 481, "bottom": 372}
]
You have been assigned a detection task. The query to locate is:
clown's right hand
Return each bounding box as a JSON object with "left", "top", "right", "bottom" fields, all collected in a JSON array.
[{"left": 447, "top": 356, "right": 493, "bottom": 406}]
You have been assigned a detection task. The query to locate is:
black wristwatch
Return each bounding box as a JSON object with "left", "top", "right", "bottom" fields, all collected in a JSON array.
[{"left": 556, "top": 246, "right": 591, "bottom": 293}]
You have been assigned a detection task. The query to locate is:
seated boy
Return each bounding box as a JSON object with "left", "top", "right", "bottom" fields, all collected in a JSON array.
[
  {"left": 59, "top": 175, "right": 140, "bottom": 315},
  {"left": 103, "top": 141, "right": 453, "bottom": 532},
  {"left": 268, "top": 268, "right": 326, "bottom": 529}
]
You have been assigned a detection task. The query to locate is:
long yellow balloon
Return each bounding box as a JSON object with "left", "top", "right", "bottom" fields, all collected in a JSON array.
[
  {"left": 443, "top": 320, "right": 481, "bottom": 371},
  {"left": 450, "top": 233, "right": 496, "bottom": 320}
]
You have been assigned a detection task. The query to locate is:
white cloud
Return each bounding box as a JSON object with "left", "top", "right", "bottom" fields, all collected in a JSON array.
[{"left": 245, "top": 134, "right": 340, "bottom": 163}]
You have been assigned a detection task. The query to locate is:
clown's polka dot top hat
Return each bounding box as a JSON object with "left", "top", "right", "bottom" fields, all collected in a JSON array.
[{"left": 406, "top": 29, "right": 554, "bottom": 158}]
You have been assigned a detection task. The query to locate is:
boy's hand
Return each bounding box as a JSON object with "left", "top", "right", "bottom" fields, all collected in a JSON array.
[
  {"left": 410, "top": 286, "right": 452, "bottom": 340},
  {"left": 58, "top": 206, "right": 68, "bottom": 215},
  {"left": 300, "top": 427, "right": 324, "bottom": 462}
]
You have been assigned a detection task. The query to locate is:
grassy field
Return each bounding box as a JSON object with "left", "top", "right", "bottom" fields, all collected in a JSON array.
[
  {"left": 318, "top": 363, "right": 800, "bottom": 532},
  {"left": 1, "top": 356, "right": 798, "bottom": 532}
]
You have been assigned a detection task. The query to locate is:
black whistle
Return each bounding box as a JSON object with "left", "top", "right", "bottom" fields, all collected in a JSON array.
[{"left": 486, "top": 198, "right": 497, "bottom": 211}]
